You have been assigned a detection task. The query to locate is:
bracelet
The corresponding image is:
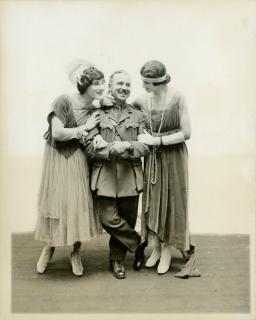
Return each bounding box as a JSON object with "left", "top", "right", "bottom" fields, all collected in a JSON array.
[
  {"left": 82, "top": 130, "right": 88, "bottom": 137},
  {"left": 77, "top": 127, "right": 88, "bottom": 139}
]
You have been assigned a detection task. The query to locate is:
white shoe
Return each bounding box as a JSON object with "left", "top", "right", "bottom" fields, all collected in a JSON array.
[
  {"left": 145, "top": 247, "right": 161, "bottom": 267},
  {"left": 157, "top": 243, "right": 172, "bottom": 275},
  {"left": 71, "top": 253, "right": 84, "bottom": 276},
  {"left": 37, "top": 246, "right": 55, "bottom": 274}
]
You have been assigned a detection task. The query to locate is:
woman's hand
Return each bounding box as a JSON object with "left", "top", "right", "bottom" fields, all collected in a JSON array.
[
  {"left": 93, "top": 134, "right": 108, "bottom": 150},
  {"left": 84, "top": 111, "right": 100, "bottom": 131},
  {"left": 100, "top": 95, "right": 115, "bottom": 107},
  {"left": 137, "top": 131, "right": 161, "bottom": 146}
]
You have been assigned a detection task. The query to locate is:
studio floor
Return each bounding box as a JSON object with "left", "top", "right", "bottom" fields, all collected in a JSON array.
[{"left": 12, "top": 233, "right": 250, "bottom": 314}]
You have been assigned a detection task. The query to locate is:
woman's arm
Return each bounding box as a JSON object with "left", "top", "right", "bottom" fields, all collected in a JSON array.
[
  {"left": 51, "top": 116, "right": 87, "bottom": 141},
  {"left": 161, "top": 93, "right": 191, "bottom": 145},
  {"left": 138, "top": 93, "right": 191, "bottom": 146},
  {"left": 52, "top": 109, "right": 101, "bottom": 141}
]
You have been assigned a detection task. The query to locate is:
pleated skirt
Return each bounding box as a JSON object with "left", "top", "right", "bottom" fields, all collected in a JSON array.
[{"left": 35, "top": 144, "right": 102, "bottom": 246}]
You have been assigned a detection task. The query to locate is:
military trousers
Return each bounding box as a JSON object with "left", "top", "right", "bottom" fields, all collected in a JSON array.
[{"left": 95, "top": 196, "right": 140, "bottom": 261}]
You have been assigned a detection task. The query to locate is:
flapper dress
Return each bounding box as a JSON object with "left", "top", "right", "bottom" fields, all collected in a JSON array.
[
  {"left": 136, "top": 91, "right": 190, "bottom": 251},
  {"left": 35, "top": 95, "right": 102, "bottom": 246}
]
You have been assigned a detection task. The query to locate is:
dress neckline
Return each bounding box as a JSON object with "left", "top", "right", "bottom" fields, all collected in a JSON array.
[
  {"left": 68, "top": 94, "right": 94, "bottom": 110},
  {"left": 146, "top": 87, "right": 178, "bottom": 112}
]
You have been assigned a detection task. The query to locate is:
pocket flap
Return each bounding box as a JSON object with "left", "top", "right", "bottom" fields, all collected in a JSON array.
[
  {"left": 100, "top": 121, "right": 113, "bottom": 129},
  {"left": 125, "top": 122, "right": 139, "bottom": 129}
]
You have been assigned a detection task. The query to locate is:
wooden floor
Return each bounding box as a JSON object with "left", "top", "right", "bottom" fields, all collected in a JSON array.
[{"left": 12, "top": 233, "right": 250, "bottom": 314}]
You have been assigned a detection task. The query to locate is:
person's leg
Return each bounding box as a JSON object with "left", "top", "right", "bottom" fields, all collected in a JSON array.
[
  {"left": 180, "top": 244, "right": 195, "bottom": 262},
  {"left": 145, "top": 233, "right": 161, "bottom": 267},
  {"left": 70, "top": 241, "right": 84, "bottom": 276},
  {"left": 157, "top": 242, "right": 172, "bottom": 275},
  {"left": 96, "top": 197, "right": 140, "bottom": 258},
  {"left": 118, "top": 196, "right": 139, "bottom": 229},
  {"left": 72, "top": 241, "right": 82, "bottom": 254},
  {"left": 36, "top": 245, "right": 55, "bottom": 274},
  {"left": 117, "top": 196, "right": 147, "bottom": 270},
  {"left": 108, "top": 236, "right": 127, "bottom": 262},
  {"left": 96, "top": 196, "right": 141, "bottom": 278},
  {"left": 110, "top": 196, "right": 139, "bottom": 261}
]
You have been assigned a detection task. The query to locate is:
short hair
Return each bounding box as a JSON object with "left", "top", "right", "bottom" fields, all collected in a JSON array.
[
  {"left": 109, "top": 70, "right": 130, "bottom": 85},
  {"left": 140, "top": 60, "right": 170, "bottom": 86},
  {"left": 77, "top": 67, "right": 104, "bottom": 94}
]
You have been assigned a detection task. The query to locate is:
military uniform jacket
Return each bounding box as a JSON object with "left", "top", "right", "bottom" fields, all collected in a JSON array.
[{"left": 84, "top": 103, "right": 149, "bottom": 198}]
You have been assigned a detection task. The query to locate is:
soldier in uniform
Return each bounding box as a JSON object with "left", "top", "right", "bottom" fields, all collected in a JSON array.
[{"left": 83, "top": 70, "right": 149, "bottom": 279}]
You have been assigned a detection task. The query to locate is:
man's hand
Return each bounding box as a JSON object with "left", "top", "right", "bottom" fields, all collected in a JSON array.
[
  {"left": 93, "top": 134, "right": 108, "bottom": 150},
  {"left": 110, "top": 141, "right": 132, "bottom": 155}
]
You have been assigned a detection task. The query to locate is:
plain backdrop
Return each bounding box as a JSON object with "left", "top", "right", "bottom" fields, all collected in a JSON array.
[{"left": 1, "top": 0, "right": 256, "bottom": 235}]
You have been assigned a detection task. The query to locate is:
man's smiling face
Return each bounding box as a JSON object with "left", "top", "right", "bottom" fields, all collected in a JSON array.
[{"left": 109, "top": 72, "right": 131, "bottom": 103}]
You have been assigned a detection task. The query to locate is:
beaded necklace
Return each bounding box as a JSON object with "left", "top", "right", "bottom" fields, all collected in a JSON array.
[
  {"left": 148, "top": 94, "right": 166, "bottom": 137},
  {"left": 147, "top": 91, "right": 167, "bottom": 184}
]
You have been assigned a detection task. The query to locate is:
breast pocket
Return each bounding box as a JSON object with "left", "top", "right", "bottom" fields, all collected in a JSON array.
[
  {"left": 125, "top": 122, "right": 139, "bottom": 141},
  {"left": 99, "top": 121, "right": 114, "bottom": 142}
]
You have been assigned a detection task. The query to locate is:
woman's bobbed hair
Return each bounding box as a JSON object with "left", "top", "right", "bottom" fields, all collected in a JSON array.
[
  {"left": 77, "top": 67, "right": 104, "bottom": 94},
  {"left": 140, "top": 60, "right": 171, "bottom": 86}
]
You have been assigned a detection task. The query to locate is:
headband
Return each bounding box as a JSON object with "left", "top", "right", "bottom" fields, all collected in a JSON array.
[{"left": 141, "top": 74, "right": 168, "bottom": 83}]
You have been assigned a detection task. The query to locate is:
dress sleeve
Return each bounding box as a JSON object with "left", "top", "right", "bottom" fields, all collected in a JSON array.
[
  {"left": 51, "top": 116, "right": 87, "bottom": 141},
  {"left": 47, "top": 95, "right": 69, "bottom": 126},
  {"left": 45, "top": 95, "right": 88, "bottom": 142}
]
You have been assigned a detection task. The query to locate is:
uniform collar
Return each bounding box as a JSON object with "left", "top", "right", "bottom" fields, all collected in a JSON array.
[{"left": 104, "top": 102, "right": 132, "bottom": 123}]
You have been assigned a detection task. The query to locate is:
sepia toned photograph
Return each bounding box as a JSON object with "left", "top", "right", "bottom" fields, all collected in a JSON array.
[{"left": 0, "top": 1, "right": 255, "bottom": 320}]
